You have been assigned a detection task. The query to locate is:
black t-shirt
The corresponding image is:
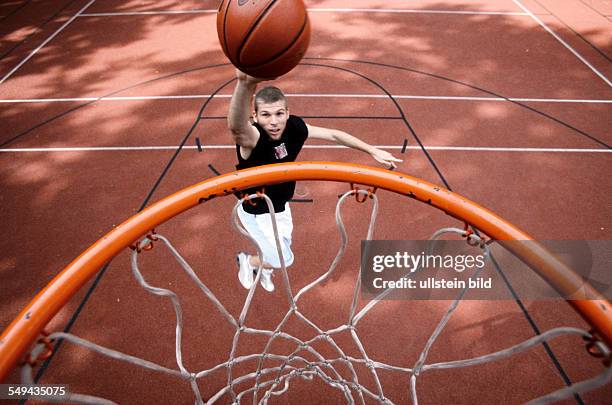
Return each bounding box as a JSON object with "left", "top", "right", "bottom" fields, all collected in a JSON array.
[{"left": 235, "top": 115, "right": 309, "bottom": 214}]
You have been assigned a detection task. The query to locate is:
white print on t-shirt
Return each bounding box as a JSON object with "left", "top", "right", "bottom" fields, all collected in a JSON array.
[{"left": 274, "top": 143, "right": 288, "bottom": 159}]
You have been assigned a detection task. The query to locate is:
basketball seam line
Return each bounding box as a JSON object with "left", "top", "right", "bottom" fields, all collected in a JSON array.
[
  {"left": 222, "top": 0, "right": 233, "bottom": 62},
  {"left": 236, "top": 0, "right": 282, "bottom": 66},
  {"left": 240, "top": 11, "right": 308, "bottom": 69}
]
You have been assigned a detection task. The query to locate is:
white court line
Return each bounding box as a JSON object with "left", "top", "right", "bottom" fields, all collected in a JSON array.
[
  {"left": 0, "top": 0, "right": 97, "bottom": 85},
  {"left": 79, "top": 9, "right": 529, "bottom": 17},
  {"left": 80, "top": 10, "right": 216, "bottom": 17},
  {"left": 1, "top": 146, "right": 609, "bottom": 153},
  {"left": 513, "top": 0, "right": 611, "bottom": 87},
  {"left": 308, "top": 8, "right": 528, "bottom": 16},
  {"left": 1, "top": 94, "right": 610, "bottom": 104}
]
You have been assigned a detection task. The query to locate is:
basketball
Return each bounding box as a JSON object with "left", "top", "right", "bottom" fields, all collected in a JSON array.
[{"left": 217, "top": 0, "right": 311, "bottom": 79}]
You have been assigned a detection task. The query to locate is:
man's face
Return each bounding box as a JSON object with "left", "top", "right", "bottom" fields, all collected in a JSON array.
[{"left": 254, "top": 100, "right": 289, "bottom": 140}]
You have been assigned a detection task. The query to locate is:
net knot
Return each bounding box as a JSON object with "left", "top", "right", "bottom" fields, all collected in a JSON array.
[
  {"left": 21, "top": 330, "right": 53, "bottom": 367},
  {"left": 239, "top": 188, "right": 266, "bottom": 206},
  {"left": 413, "top": 364, "right": 423, "bottom": 376},
  {"left": 584, "top": 331, "right": 611, "bottom": 367},
  {"left": 463, "top": 226, "right": 489, "bottom": 248},
  {"left": 350, "top": 183, "right": 377, "bottom": 203},
  {"left": 130, "top": 230, "right": 158, "bottom": 253}
]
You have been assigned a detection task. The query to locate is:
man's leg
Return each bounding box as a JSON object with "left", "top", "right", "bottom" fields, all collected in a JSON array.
[
  {"left": 247, "top": 255, "right": 276, "bottom": 292},
  {"left": 237, "top": 203, "right": 294, "bottom": 292},
  {"left": 248, "top": 255, "right": 273, "bottom": 269},
  {"left": 253, "top": 205, "right": 294, "bottom": 292}
]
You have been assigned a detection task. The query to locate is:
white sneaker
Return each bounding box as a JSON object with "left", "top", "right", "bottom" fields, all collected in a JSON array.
[
  {"left": 260, "top": 268, "right": 275, "bottom": 292},
  {"left": 237, "top": 252, "right": 254, "bottom": 289}
]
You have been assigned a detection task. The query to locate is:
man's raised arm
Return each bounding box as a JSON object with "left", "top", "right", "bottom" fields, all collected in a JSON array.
[{"left": 228, "top": 70, "right": 260, "bottom": 148}]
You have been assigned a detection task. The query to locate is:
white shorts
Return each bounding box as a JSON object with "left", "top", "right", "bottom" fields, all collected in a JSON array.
[{"left": 237, "top": 203, "right": 294, "bottom": 268}]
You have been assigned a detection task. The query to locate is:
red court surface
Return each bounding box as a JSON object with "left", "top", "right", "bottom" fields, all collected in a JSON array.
[{"left": 1, "top": 0, "right": 611, "bottom": 404}]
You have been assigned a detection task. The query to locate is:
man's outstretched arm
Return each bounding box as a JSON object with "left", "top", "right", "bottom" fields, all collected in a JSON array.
[{"left": 306, "top": 124, "right": 403, "bottom": 169}]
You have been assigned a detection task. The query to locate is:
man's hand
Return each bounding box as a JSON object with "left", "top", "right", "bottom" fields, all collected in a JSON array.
[{"left": 370, "top": 148, "right": 403, "bottom": 169}]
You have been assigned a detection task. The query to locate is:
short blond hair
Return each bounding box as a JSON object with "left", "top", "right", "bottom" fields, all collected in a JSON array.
[{"left": 254, "top": 86, "right": 287, "bottom": 112}]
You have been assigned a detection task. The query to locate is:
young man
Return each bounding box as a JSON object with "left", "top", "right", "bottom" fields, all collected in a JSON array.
[{"left": 229, "top": 70, "right": 402, "bottom": 292}]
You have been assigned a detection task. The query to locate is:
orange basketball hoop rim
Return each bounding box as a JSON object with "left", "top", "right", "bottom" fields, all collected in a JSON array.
[{"left": 1, "top": 161, "right": 610, "bottom": 381}]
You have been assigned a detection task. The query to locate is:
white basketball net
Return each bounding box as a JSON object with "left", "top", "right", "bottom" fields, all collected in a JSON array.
[{"left": 20, "top": 190, "right": 611, "bottom": 404}]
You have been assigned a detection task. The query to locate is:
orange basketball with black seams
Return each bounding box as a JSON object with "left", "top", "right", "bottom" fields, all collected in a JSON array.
[{"left": 217, "top": 0, "right": 311, "bottom": 78}]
